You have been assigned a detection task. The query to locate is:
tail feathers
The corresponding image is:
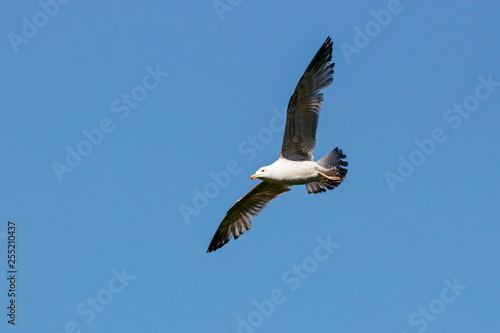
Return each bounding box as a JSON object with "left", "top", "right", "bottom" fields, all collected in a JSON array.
[
  {"left": 317, "top": 147, "right": 348, "bottom": 171},
  {"left": 308, "top": 147, "right": 348, "bottom": 194}
]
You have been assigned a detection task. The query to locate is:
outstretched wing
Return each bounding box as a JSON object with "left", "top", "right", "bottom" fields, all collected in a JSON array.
[
  {"left": 280, "top": 37, "right": 334, "bottom": 161},
  {"left": 207, "top": 181, "right": 291, "bottom": 252}
]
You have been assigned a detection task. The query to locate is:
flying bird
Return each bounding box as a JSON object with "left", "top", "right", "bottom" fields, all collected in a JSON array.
[{"left": 207, "top": 37, "right": 347, "bottom": 252}]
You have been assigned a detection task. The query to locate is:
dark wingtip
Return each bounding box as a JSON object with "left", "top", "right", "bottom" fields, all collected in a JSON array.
[
  {"left": 207, "top": 235, "right": 231, "bottom": 253},
  {"left": 207, "top": 241, "right": 222, "bottom": 253},
  {"left": 206, "top": 239, "right": 220, "bottom": 253},
  {"left": 206, "top": 245, "right": 218, "bottom": 253}
]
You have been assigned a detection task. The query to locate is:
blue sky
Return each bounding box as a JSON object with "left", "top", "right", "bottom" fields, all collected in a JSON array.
[{"left": 1, "top": 1, "right": 500, "bottom": 332}]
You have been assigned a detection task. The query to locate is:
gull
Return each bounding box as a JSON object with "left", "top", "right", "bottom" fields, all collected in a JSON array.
[{"left": 207, "top": 37, "right": 347, "bottom": 252}]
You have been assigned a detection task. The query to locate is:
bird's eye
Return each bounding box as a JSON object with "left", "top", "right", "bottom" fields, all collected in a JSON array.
[{"left": 261, "top": 169, "right": 265, "bottom": 172}]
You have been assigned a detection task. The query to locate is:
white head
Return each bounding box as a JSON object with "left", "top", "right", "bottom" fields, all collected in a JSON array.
[{"left": 250, "top": 165, "right": 273, "bottom": 181}]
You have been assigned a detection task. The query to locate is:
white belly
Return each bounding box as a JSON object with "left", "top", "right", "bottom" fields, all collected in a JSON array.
[{"left": 263, "top": 160, "right": 320, "bottom": 185}]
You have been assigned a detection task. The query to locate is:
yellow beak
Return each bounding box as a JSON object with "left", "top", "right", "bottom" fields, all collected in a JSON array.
[{"left": 250, "top": 174, "right": 258, "bottom": 180}]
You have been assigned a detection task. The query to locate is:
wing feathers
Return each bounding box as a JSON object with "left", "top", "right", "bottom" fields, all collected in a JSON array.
[
  {"left": 280, "top": 37, "right": 334, "bottom": 161},
  {"left": 207, "top": 181, "right": 291, "bottom": 252}
]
